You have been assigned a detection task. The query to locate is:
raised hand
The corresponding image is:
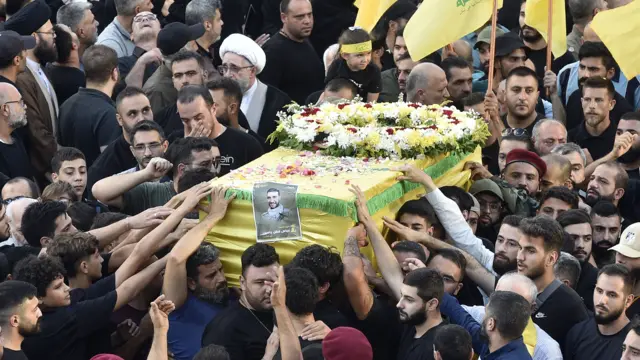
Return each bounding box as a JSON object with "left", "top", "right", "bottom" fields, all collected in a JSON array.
[
  {"left": 128, "top": 206, "right": 174, "bottom": 229},
  {"left": 349, "top": 185, "right": 373, "bottom": 225},
  {"left": 144, "top": 157, "right": 173, "bottom": 180},
  {"left": 149, "top": 294, "right": 175, "bottom": 331},
  {"left": 611, "top": 132, "right": 638, "bottom": 159},
  {"left": 206, "top": 186, "right": 236, "bottom": 221}
]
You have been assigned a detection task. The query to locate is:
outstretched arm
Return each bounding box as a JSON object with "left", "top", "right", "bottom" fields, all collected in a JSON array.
[{"left": 342, "top": 224, "right": 375, "bottom": 320}]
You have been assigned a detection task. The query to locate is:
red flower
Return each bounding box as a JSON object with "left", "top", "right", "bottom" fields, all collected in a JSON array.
[
  {"left": 450, "top": 119, "right": 461, "bottom": 125},
  {"left": 408, "top": 103, "right": 420, "bottom": 109},
  {"left": 306, "top": 119, "right": 314, "bottom": 123},
  {"left": 442, "top": 109, "right": 453, "bottom": 117},
  {"left": 428, "top": 125, "right": 438, "bottom": 130},
  {"left": 312, "top": 146, "right": 319, "bottom": 151},
  {"left": 315, "top": 120, "right": 323, "bottom": 124},
  {"left": 310, "top": 108, "right": 320, "bottom": 115},
  {"left": 302, "top": 169, "right": 316, "bottom": 176},
  {"left": 386, "top": 128, "right": 395, "bottom": 135},
  {"left": 338, "top": 103, "right": 348, "bottom": 110},
  {"left": 364, "top": 103, "right": 373, "bottom": 109},
  {"left": 347, "top": 127, "right": 357, "bottom": 133}
]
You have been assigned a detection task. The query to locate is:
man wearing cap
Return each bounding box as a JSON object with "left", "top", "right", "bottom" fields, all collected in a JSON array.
[
  {"left": 470, "top": 179, "right": 507, "bottom": 241},
  {"left": 502, "top": 148, "right": 546, "bottom": 197},
  {"left": 474, "top": 26, "right": 506, "bottom": 77},
  {"left": 0, "top": 30, "right": 32, "bottom": 86},
  {"left": 260, "top": 0, "right": 324, "bottom": 105},
  {"left": 219, "top": 33, "right": 291, "bottom": 143},
  {"left": 0, "top": 82, "right": 32, "bottom": 184},
  {"left": 143, "top": 22, "right": 205, "bottom": 116},
  {"left": 478, "top": 32, "right": 527, "bottom": 94},
  {"left": 97, "top": 0, "right": 153, "bottom": 57},
  {"left": 5, "top": 1, "right": 59, "bottom": 186},
  {"left": 118, "top": 12, "right": 161, "bottom": 90},
  {"left": 611, "top": 223, "right": 640, "bottom": 319}
]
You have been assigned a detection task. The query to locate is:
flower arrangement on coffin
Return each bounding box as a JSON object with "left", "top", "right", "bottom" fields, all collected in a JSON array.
[{"left": 267, "top": 100, "right": 490, "bottom": 159}]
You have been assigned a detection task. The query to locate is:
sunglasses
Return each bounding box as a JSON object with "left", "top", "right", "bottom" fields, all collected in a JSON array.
[{"left": 502, "top": 128, "right": 529, "bottom": 137}]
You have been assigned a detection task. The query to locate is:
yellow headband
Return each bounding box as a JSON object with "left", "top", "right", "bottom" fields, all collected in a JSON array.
[{"left": 340, "top": 41, "right": 372, "bottom": 54}]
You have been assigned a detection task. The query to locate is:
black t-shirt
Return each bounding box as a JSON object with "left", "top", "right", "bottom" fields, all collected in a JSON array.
[
  {"left": 564, "top": 318, "right": 630, "bottom": 360},
  {"left": 326, "top": 58, "right": 382, "bottom": 99},
  {"left": 576, "top": 261, "right": 598, "bottom": 312},
  {"left": 358, "top": 293, "right": 403, "bottom": 360},
  {"left": 58, "top": 88, "right": 121, "bottom": 167},
  {"left": 527, "top": 48, "right": 575, "bottom": 87},
  {"left": 313, "top": 298, "right": 350, "bottom": 330},
  {"left": 1, "top": 348, "right": 29, "bottom": 360},
  {"left": 0, "top": 137, "right": 34, "bottom": 180},
  {"left": 626, "top": 296, "right": 640, "bottom": 320},
  {"left": 564, "top": 91, "right": 633, "bottom": 132},
  {"left": 532, "top": 283, "right": 589, "bottom": 350},
  {"left": 45, "top": 64, "right": 86, "bottom": 106},
  {"left": 22, "top": 289, "right": 118, "bottom": 360},
  {"left": 273, "top": 338, "right": 323, "bottom": 360},
  {"left": 215, "top": 127, "right": 264, "bottom": 176},
  {"left": 154, "top": 104, "right": 183, "bottom": 142},
  {"left": 619, "top": 178, "right": 640, "bottom": 225},
  {"left": 397, "top": 322, "right": 445, "bottom": 360},
  {"left": 261, "top": 32, "right": 325, "bottom": 104},
  {"left": 201, "top": 301, "right": 274, "bottom": 360},
  {"left": 88, "top": 135, "right": 138, "bottom": 199},
  {"left": 568, "top": 119, "right": 617, "bottom": 162}
]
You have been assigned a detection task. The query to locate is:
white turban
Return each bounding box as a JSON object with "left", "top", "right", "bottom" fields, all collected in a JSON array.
[{"left": 219, "top": 33, "right": 267, "bottom": 74}]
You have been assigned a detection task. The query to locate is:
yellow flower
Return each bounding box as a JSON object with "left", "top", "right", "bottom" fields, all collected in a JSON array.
[
  {"left": 406, "top": 131, "right": 422, "bottom": 147},
  {"left": 365, "top": 131, "right": 381, "bottom": 146}
]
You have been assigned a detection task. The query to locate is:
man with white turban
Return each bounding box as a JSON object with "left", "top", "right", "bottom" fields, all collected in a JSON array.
[{"left": 219, "top": 33, "right": 290, "bottom": 148}]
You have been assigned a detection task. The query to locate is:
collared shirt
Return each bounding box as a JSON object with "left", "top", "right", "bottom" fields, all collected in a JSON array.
[
  {"left": 97, "top": 18, "right": 135, "bottom": 58},
  {"left": 463, "top": 305, "right": 563, "bottom": 360},
  {"left": 568, "top": 118, "right": 617, "bottom": 161},
  {"left": 557, "top": 61, "right": 640, "bottom": 110},
  {"left": 241, "top": 80, "right": 258, "bottom": 116},
  {"left": 26, "top": 58, "right": 55, "bottom": 100}
]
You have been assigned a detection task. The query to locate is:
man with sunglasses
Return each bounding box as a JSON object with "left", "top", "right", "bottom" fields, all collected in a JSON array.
[{"left": 0, "top": 82, "right": 32, "bottom": 188}]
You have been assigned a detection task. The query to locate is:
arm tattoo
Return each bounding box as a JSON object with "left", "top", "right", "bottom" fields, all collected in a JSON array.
[{"left": 343, "top": 235, "right": 361, "bottom": 257}]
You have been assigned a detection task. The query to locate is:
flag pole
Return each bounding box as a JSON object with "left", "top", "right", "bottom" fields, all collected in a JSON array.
[
  {"left": 486, "top": 0, "right": 499, "bottom": 93},
  {"left": 546, "top": 0, "right": 553, "bottom": 96}
]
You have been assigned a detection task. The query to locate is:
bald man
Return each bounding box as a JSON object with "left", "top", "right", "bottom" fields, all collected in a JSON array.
[
  {"left": 0, "top": 197, "right": 37, "bottom": 247},
  {"left": 541, "top": 153, "right": 572, "bottom": 192},
  {"left": 406, "top": 63, "right": 449, "bottom": 105},
  {"left": 442, "top": 40, "right": 473, "bottom": 64},
  {"left": 0, "top": 83, "right": 33, "bottom": 184}
]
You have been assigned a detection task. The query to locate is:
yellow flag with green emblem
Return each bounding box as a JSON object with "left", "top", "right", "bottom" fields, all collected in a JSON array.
[
  {"left": 524, "top": 0, "right": 567, "bottom": 57},
  {"left": 354, "top": 0, "right": 397, "bottom": 32},
  {"left": 590, "top": 0, "right": 640, "bottom": 79},
  {"left": 404, "top": 0, "right": 503, "bottom": 61}
]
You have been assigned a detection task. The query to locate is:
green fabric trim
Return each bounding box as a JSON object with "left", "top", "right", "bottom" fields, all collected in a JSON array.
[{"left": 225, "top": 151, "right": 469, "bottom": 218}]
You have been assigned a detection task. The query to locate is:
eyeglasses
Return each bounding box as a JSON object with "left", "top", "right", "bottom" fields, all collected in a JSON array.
[
  {"left": 132, "top": 142, "right": 163, "bottom": 152},
  {"left": 2, "top": 196, "right": 24, "bottom": 205},
  {"left": 2, "top": 99, "right": 25, "bottom": 108},
  {"left": 133, "top": 14, "right": 157, "bottom": 23},
  {"left": 502, "top": 128, "right": 529, "bottom": 137},
  {"left": 36, "top": 31, "right": 56, "bottom": 38},
  {"left": 217, "top": 64, "right": 253, "bottom": 75}
]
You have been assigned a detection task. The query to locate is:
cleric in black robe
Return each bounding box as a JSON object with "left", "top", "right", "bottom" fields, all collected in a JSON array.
[{"left": 218, "top": 33, "right": 291, "bottom": 148}]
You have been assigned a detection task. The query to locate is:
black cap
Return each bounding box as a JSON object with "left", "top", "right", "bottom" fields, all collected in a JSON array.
[
  {"left": 1, "top": 0, "right": 51, "bottom": 36},
  {"left": 0, "top": 31, "right": 36, "bottom": 63},
  {"left": 157, "top": 22, "right": 205, "bottom": 57},
  {"left": 494, "top": 32, "right": 527, "bottom": 58}
]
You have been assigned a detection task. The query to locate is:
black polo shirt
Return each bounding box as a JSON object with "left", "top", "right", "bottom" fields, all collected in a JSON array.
[
  {"left": 88, "top": 135, "right": 138, "bottom": 198},
  {"left": 45, "top": 64, "right": 85, "bottom": 106},
  {"left": 58, "top": 88, "right": 121, "bottom": 167},
  {"left": 564, "top": 91, "right": 633, "bottom": 131},
  {"left": 576, "top": 261, "right": 598, "bottom": 312},
  {"left": 568, "top": 119, "right": 617, "bottom": 161}
]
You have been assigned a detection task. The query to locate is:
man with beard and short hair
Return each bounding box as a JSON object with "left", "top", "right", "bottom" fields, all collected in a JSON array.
[
  {"left": 440, "top": 56, "right": 473, "bottom": 109},
  {"left": 163, "top": 187, "right": 233, "bottom": 360},
  {"left": 0, "top": 280, "right": 42, "bottom": 359},
  {"left": 58, "top": 45, "right": 121, "bottom": 167},
  {"left": 562, "top": 42, "right": 633, "bottom": 132},
  {"left": 591, "top": 201, "right": 622, "bottom": 267},
  {"left": 126, "top": 121, "right": 167, "bottom": 173},
  {"left": 585, "top": 161, "right": 628, "bottom": 207},
  {"left": 0, "top": 82, "right": 33, "bottom": 184},
  {"left": 202, "top": 244, "right": 280, "bottom": 360},
  {"left": 154, "top": 50, "right": 208, "bottom": 139},
  {"left": 616, "top": 112, "right": 640, "bottom": 180},
  {"left": 502, "top": 149, "right": 546, "bottom": 197},
  {"left": 469, "top": 179, "right": 508, "bottom": 242},
  {"left": 518, "top": 0, "right": 574, "bottom": 80},
  {"left": 56, "top": 1, "right": 98, "bottom": 59},
  {"left": 260, "top": 0, "right": 324, "bottom": 104},
  {"left": 502, "top": 66, "right": 543, "bottom": 135},
  {"left": 557, "top": 209, "right": 599, "bottom": 312},
  {"left": 564, "top": 264, "right": 635, "bottom": 360},
  {"left": 538, "top": 186, "right": 579, "bottom": 220},
  {"left": 118, "top": 12, "right": 162, "bottom": 90},
  {"left": 482, "top": 32, "right": 528, "bottom": 94},
  {"left": 46, "top": 24, "right": 86, "bottom": 105},
  {"left": 206, "top": 77, "right": 267, "bottom": 148},
  {"left": 441, "top": 290, "right": 532, "bottom": 360},
  {"left": 219, "top": 33, "right": 291, "bottom": 143},
  {"left": 185, "top": 0, "right": 223, "bottom": 77},
  {"left": 517, "top": 215, "right": 589, "bottom": 349},
  {"left": 379, "top": 28, "right": 413, "bottom": 102},
  {"left": 5, "top": 1, "right": 59, "bottom": 186},
  {"left": 568, "top": 77, "right": 618, "bottom": 161},
  {"left": 380, "top": 52, "right": 418, "bottom": 103},
  {"left": 87, "top": 88, "right": 162, "bottom": 195}
]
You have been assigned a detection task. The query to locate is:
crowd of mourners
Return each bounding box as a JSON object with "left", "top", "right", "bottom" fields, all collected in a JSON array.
[{"left": 0, "top": 0, "right": 639, "bottom": 359}]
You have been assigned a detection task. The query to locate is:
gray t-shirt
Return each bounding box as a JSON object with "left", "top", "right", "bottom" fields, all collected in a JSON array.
[
  {"left": 96, "top": 18, "right": 134, "bottom": 58},
  {"left": 122, "top": 181, "right": 176, "bottom": 215}
]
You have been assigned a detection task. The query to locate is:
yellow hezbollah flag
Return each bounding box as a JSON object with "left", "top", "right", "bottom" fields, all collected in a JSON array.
[
  {"left": 354, "top": 0, "right": 396, "bottom": 32},
  {"left": 524, "top": 0, "right": 567, "bottom": 57},
  {"left": 404, "top": 0, "right": 503, "bottom": 61},
  {"left": 590, "top": 0, "right": 640, "bottom": 79}
]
